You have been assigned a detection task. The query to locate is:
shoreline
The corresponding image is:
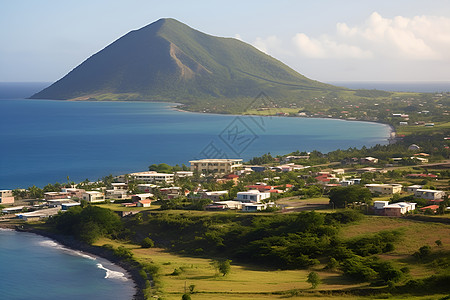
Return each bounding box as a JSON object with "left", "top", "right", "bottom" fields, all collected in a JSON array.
[
  {"left": 171, "top": 104, "right": 397, "bottom": 142},
  {"left": 0, "top": 222, "right": 145, "bottom": 300}
]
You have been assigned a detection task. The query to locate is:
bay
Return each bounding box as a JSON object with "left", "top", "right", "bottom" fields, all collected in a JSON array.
[
  {"left": 0, "top": 98, "right": 391, "bottom": 189},
  {"left": 0, "top": 228, "right": 135, "bottom": 300}
]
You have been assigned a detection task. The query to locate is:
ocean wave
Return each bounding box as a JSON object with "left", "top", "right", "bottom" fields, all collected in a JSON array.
[
  {"left": 38, "top": 239, "right": 95, "bottom": 260},
  {"left": 97, "top": 263, "right": 128, "bottom": 281},
  {"left": 0, "top": 227, "right": 15, "bottom": 232}
]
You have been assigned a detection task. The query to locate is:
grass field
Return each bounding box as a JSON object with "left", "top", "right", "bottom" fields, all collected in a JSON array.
[{"left": 94, "top": 212, "right": 450, "bottom": 299}]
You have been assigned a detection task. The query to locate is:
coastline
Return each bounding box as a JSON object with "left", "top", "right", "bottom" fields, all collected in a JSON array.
[
  {"left": 171, "top": 104, "right": 396, "bottom": 143},
  {"left": 0, "top": 222, "right": 145, "bottom": 300}
]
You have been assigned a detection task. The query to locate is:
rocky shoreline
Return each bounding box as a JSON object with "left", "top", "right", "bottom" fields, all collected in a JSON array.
[{"left": 0, "top": 223, "right": 146, "bottom": 300}]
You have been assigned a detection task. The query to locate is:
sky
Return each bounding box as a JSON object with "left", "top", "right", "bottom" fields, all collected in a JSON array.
[{"left": 1, "top": 0, "right": 450, "bottom": 83}]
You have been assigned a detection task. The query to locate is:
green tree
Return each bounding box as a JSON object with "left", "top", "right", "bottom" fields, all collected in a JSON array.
[
  {"left": 329, "top": 186, "right": 372, "bottom": 208},
  {"left": 141, "top": 237, "right": 155, "bottom": 248},
  {"left": 307, "top": 271, "right": 321, "bottom": 289},
  {"left": 211, "top": 259, "right": 232, "bottom": 276},
  {"left": 181, "top": 293, "right": 191, "bottom": 300}
]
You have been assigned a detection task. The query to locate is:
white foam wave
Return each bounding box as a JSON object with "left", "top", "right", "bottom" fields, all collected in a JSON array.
[
  {"left": 0, "top": 227, "right": 14, "bottom": 232},
  {"left": 38, "top": 239, "right": 95, "bottom": 260},
  {"left": 97, "top": 263, "right": 128, "bottom": 281}
]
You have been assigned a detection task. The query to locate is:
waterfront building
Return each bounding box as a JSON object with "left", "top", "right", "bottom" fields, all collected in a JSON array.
[{"left": 189, "top": 159, "right": 243, "bottom": 175}]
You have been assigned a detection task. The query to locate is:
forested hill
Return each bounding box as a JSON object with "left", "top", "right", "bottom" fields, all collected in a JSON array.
[{"left": 30, "top": 18, "right": 342, "bottom": 106}]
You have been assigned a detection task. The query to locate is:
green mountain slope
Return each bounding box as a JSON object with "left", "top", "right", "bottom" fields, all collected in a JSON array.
[{"left": 31, "top": 18, "right": 342, "bottom": 108}]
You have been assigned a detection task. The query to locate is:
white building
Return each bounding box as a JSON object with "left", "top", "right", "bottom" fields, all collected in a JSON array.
[
  {"left": 373, "top": 200, "right": 390, "bottom": 210},
  {"left": 0, "top": 190, "right": 14, "bottom": 204},
  {"left": 82, "top": 191, "right": 105, "bottom": 203},
  {"left": 365, "top": 184, "right": 402, "bottom": 195},
  {"left": 340, "top": 178, "right": 362, "bottom": 187},
  {"left": 414, "top": 189, "right": 446, "bottom": 201},
  {"left": 383, "top": 202, "right": 417, "bottom": 216},
  {"left": 129, "top": 171, "right": 174, "bottom": 184},
  {"left": 189, "top": 159, "right": 243, "bottom": 174},
  {"left": 236, "top": 190, "right": 271, "bottom": 203},
  {"left": 404, "top": 185, "right": 423, "bottom": 193}
]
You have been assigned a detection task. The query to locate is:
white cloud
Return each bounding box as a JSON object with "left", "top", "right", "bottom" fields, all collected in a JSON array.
[
  {"left": 253, "top": 12, "right": 450, "bottom": 61},
  {"left": 253, "top": 35, "right": 283, "bottom": 54}
]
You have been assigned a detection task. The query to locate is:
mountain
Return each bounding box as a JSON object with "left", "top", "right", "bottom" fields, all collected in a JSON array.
[{"left": 31, "top": 18, "right": 342, "bottom": 109}]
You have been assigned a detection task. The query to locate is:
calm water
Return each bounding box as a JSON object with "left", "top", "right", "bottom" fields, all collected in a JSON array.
[
  {"left": 0, "top": 228, "right": 135, "bottom": 300},
  {"left": 0, "top": 96, "right": 392, "bottom": 188}
]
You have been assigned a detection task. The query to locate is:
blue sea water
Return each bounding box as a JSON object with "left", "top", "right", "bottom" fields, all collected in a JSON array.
[
  {"left": 0, "top": 228, "right": 135, "bottom": 300},
  {"left": 0, "top": 98, "right": 392, "bottom": 189}
]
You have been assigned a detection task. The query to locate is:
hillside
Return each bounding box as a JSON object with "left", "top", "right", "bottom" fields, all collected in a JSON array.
[{"left": 30, "top": 18, "right": 342, "bottom": 109}]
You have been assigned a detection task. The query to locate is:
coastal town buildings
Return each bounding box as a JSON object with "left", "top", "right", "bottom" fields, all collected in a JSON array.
[
  {"left": 414, "top": 189, "right": 446, "bottom": 201},
  {"left": 0, "top": 190, "right": 15, "bottom": 204},
  {"left": 189, "top": 158, "right": 243, "bottom": 174},
  {"left": 82, "top": 191, "right": 105, "bottom": 203},
  {"left": 236, "top": 190, "right": 271, "bottom": 203},
  {"left": 129, "top": 171, "right": 174, "bottom": 184},
  {"left": 365, "top": 184, "right": 403, "bottom": 195}
]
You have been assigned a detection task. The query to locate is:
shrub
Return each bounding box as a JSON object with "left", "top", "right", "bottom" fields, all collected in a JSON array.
[
  {"left": 141, "top": 237, "right": 155, "bottom": 248},
  {"left": 114, "top": 246, "right": 134, "bottom": 259},
  {"left": 307, "top": 271, "right": 321, "bottom": 289}
]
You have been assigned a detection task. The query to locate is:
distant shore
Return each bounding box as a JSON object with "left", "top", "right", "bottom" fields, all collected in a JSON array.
[{"left": 0, "top": 222, "right": 144, "bottom": 300}]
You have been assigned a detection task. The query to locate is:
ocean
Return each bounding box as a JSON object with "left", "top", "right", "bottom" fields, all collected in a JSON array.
[
  {"left": 0, "top": 82, "right": 393, "bottom": 189},
  {"left": 0, "top": 228, "right": 135, "bottom": 300}
]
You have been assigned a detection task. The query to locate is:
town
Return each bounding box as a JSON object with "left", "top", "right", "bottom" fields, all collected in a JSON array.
[{"left": 1, "top": 149, "right": 448, "bottom": 220}]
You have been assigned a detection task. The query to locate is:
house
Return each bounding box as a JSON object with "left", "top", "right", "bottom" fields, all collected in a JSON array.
[
  {"left": 373, "top": 201, "right": 390, "bottom": 210},
  {"left": 106, "top": 183, "right": 130, "bottom": 199},
  {"left": 365, "top": 184, "right": 402, "bottom": 195},
  {"left": 420, "top": 205, "right": 440, "bottom": 213},
  {"left": 405, "top": 185, "right": 423, "bottom": 193},
  {"left": 0, "top": 190, "right": 15, "bottom": 204},
  {"left": 216, "top": 174, "right": 239, "bottom": 184},
  {"left": 407, "top": 173, "right": 438, "bottom": 179},
  {"left": 332, "top": 169, "right": 345, "bottom": 175},
  {"left": 174, "top": 171, "right": 194, "bottom": 177},
  {"left": 414, "top": 189, "right": 445, "bottom": 201},
  {"left": 47, "top": 198, "right": 73, "bottom": 207},
  {"left": 198, "top": 191, "right": 229, "bottom": 201},
  {"left": 131, "top": 193, "right": 153, "bottom": 202},
  {"left": 189, "top": 158, "right": 243, "bottom": 175},
  {"left": 61, "top": 202, "right": 81, "bottom": 210},
  {"left": 159, "top": 187, "right": 188, "bottom": 199},
  {"left": 242, "top": 203, "right": 267, "bottom": 212},
  {"left": 44, "top": 192, "right": 70, "bottom": 200},
  {"left": 315, "top": 173, "right": 339, "bottom": 184},
  {"left": 61, "top": 188, "right": 85, "bottom": 199},
  {"left": 412, "top": 157, "right": 428, "bottom": 164},
  {"left": 340, "top": 178, "right": 362, "bottom": 187},
  {"left": 128, "top": 171, "right": 174, "bottom": 184},
  {"left": 383, "top": 202, "right": 416, "bottom": 216},
  {"left": 208, "top": 200, "right": 242, "bottom": 210},
  {"left": 283, "top": 155, "right": 310, "bottom": 162},
  {"left": 136, "top": 199, "right": 152, "bottom": 207},
  {"left": 137, "top": 184, "right": 158, "bottom": 193},
  {"left": 82, "top": 191, "right": 105, "bottom": 203},
  {"left": 360, "top": 157, "right": 379, "bottom": 164},
  {"left": 357, "top": 167, "right": 379, "bottom": 173},
  {"left": 408, "top": 144, "right": 420, "bottom": 151},
  {"left": 236, "top": 190, "right": 271, "bottom": 203},
  {"left": 16, "top": 207, "right": 61, "bottom": 221}
]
